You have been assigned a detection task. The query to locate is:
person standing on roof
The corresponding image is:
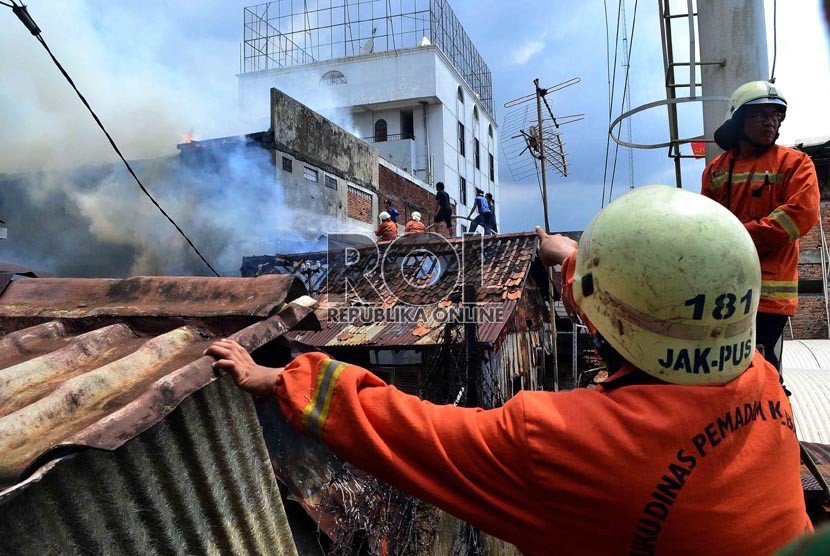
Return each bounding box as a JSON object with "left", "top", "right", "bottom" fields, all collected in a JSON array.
[
  {"left": 485, "top": 192, "right": 498, "bottom": 233},
  {"left": 404, "top": 211, "right": 426, "bottom": 235},
  {"left": 433, "top": 182, "right": 453, "bottom": 235},
  {"left": 702, "top": 81, "right": 819, "bottom": 373},
  {"left": 467, "top": 188, "right": 493, "bottom": 235},
  {"left": 208, "top": 186, "right": 810, "bottom": 556},
  {"left": 384, "top": 199, "right": 400, "bottom": 223},
  {"left": 374, "top": 211, "right": 398, "bottom": 242}
]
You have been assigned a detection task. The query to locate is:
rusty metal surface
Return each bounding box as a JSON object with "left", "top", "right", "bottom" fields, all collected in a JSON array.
[
  {"left": 247, "top": 233, "right": 543, "bottom": 349},
  {"left": 291, "top": 301, "right": 515, "bottom": 348},
  {"left": 0, "top": 274, "right": 306, "bottom": 319},
  {"left": 0, "top": 274, "right": 316, "bottom": 499}
]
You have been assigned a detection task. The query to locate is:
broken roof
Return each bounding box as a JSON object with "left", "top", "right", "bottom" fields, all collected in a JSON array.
[
  {"left": 0, "top": 272, "right": 317, "bottom": 500},
  {"left": 243, "top": 232, "right": 549, "bottom": 349}
]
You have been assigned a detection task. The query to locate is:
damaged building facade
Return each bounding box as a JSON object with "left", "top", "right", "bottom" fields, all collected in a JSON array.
[
  {"left": 180, "top": 88, "right": 455, "bottom": 238},
  {"left": 237, "top": 0, "right": 498, "bottom": 235}
]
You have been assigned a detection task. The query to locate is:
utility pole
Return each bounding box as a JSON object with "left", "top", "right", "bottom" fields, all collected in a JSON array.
[
  {"left": 534, "top": 79, "right": 550, "bottom": 233},
  {"left": 698, "top": 0, "right": 769, "bottom": 164}
]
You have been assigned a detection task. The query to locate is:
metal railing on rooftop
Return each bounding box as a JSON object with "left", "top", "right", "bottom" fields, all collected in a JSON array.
[{"left": 241, "top": 0, "right": 494, "bottom": 115}]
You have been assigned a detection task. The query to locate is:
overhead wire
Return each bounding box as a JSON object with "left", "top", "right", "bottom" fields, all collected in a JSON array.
[
  {"left": 5, "top": 1, "right": 220, "bottom": 276},
  {"left": 608, "top": 0, "right": 639, "bottom": 204},
  {"left": 601, "top": 0, "right": 624, "bottom": 208}
]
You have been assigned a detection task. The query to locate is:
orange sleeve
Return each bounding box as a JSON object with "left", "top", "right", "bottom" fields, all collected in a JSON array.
[
  {"left": 744, "top": 154, "right": 819, "bottom": 254},
  {"left": 700, "top": 161, "right": 715, "bottom": 200},
  {"left": 275, "top": 352, "right": 540, "bottom": 540}
]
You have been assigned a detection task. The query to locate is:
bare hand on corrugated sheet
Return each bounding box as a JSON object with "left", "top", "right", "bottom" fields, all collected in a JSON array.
[
  {"left": 205, "top": 339, "right": 282, "bottom": 398},
  {"left": 535, "top": 226, "right": 577, "bottom": 267}
]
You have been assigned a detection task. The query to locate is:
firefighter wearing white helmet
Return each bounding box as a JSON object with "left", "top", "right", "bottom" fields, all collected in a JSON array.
[
  {"left": 374, "top": 210, "right": 397, "bottom": 241},
  {"left": 702, "top": 81, "right": 819, "bottom": 373},
  {"left": 210, "top": 184, "right": 811, "bottom": 555},
  {"left": 404, "top": 211, "right": 426, "bottom": 235},
  {"left": 570, "top": 185, "right": 760, "bottom": 384}
]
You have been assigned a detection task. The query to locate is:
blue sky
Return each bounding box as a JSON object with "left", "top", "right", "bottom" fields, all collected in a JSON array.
[{"left": 1, "top": 0, "right": 828, "bottom": 238}]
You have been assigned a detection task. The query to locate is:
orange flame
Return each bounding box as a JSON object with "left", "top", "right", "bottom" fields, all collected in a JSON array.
[{"left": 183, "top": 131, "right": 193, "bottom": 144}]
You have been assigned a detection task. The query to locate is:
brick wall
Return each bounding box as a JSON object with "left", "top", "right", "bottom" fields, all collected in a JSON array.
[
  {"left": 791, "top": 201, "right": 829, "bottom": 338},
  {"left": 378, "top": 164, "right": 455, "bottom": 237},
  {"left": 788, "top": 295, "right": 828, "bottom": 340},
  {"left": 347, "top": 185, "right": 373, "bottom": 223}
]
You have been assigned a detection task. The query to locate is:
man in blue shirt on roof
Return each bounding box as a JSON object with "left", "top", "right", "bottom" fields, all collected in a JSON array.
[
  {"left": 384, "top": 199, "right": 400, "bottom": 223},
  {"left": 468, "top": 188, "right": 493, "bottom": 235}
]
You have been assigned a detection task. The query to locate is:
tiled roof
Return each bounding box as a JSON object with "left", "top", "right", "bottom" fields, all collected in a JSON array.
[
  {"left": 243, "top": 232, "right": 544, "bottom": 348},
  {"left": 0, "top": 273, "right": 317, "bottom": 499}
]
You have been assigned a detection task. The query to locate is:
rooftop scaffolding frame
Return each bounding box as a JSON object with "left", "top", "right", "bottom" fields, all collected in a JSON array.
[{"left": 241, "top": 0, "right": 494, "bottom": 115}]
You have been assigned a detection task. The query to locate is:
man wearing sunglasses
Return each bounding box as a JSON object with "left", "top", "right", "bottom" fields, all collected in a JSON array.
[{"left": 701, "top": 81, "right": 819, "bottom": 374}]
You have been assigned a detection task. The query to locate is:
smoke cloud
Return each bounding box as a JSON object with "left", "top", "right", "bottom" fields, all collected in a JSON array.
[{"left": 0, "top": 1, "right": 363, "bottom": 277}]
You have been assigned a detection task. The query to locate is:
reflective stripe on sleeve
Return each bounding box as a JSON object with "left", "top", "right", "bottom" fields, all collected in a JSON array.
[
  {"left": 301, "top": 358, "right": 348, "bottom": 441},
  {"left": 761, "top": 280, "right": 799, "bottom": 299},
  {"left": 769, "top": 208, "right": 800, "bottom": 241}
]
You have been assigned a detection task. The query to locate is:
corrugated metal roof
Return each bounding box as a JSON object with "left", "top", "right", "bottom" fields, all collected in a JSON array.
[
  {"left": 245, "top": 233, "right": 542, "bottom": 348},
  {"left": 291, "top": 301, "right": 516, "bottom": 348},
  {"left": 783, "top": 339, "right": 830, "bottom": 371},
  {"left": 0, "top": 273, "right": 316, "bottom": 499},
  {"left": 784, "top": 368, "right": 830, "bottom": 444},
  {"left": 781, "top": 340, "right": 830, "bottom": 444}
]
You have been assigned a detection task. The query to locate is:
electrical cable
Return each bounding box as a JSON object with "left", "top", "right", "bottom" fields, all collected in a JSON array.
[
  {"left": 608, "top": 0, "right": 639, "bottom": 205},
  {"left": 6, "top": 1, "right": 220, "bottom": 276},
  {"left": 601, "top": 0, "right": 624, "bottom": 208}
]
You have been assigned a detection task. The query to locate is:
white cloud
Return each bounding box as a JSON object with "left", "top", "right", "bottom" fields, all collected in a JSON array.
[{"left": 512, "top": 39, "right": 546, "bottom": 65}]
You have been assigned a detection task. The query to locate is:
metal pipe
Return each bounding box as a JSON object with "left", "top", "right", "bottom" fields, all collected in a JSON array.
[{"left": 420, "top": 101, "right": 432, "bottom": 183}]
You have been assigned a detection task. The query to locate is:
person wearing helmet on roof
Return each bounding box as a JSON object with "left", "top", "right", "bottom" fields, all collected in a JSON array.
[
  {"left": 404, "top": 211, "right": 426, "bottom": 235},
  {"left": 374, "top": 211, "right": 398, "bottom": 241},
  {"left": 207, "top": 186, "right": 810, "bottom": 555},
  {"left": 702, "top": 81, "right": 819, "bottom": 374}
]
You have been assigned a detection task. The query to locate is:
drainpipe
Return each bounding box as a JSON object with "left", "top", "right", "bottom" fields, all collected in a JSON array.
[{"left": 420, "top": 101, "right": 431, "bottom": 183}]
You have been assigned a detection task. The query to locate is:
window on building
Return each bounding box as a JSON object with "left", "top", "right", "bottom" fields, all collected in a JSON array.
[
  {"left": 473, "top": 106, "right": 479, "bottom": 122},
  {"left": 474, "top": 138, "right": 480, "bottom": 170},
  {"left": 374, "top": 119, "right": 388, "bottom": 142},
  {"left": 459, "top": 176, "right": 467, "bottom": 205},
  {"left": 320, "top": 70, "right": 346, "bottom": 85},
  {"left": 282, "top": 156, "right": 293, "bottom": 172},
  {"left": 325, "top": 175, "right": 337, "bottom": 190},
  {"left": 304, "top": 167, "right": 319, "bottom": 182},
  {"left": 488, "top": 125, "right": 494, "bottom": 140},
  {"left": 489, "top": 153, "right": 495, "bottom": 182},
  {"left": 401, "top": 110, "right": 414, "bottom": 140},
  {"left": 458, "top": 122, "right": 465, "bottom": 156},
  {"left": 457, "top": 86, "right": 464, "bottom": 103}
]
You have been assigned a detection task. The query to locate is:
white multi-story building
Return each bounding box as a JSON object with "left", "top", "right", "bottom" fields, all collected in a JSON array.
[{"left": 237, "top": 0, "right": 498, "bottom": 234}]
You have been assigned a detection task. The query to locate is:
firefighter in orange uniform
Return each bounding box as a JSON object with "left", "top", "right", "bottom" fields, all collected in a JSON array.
[
  {"left": 404, "top": 211, "right": 426, "bottom": 235},
  {"left": 702, "top": 81, "right": 819, "bottom": 372},
  {"left": 374, "top": 211, "right": 398, "bottom": 242},
  {"left": 208, "top": 186, "right": 810, "bottom": 555}
]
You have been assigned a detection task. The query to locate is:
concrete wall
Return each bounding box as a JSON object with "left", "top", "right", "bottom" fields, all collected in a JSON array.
[
  {"left": 241, "top": 48, "right": 499, "bottom": 236},
  {"left": 276, "top": 149, "right": 376, "bottom": 233},
  {"left": 271, "top": 88, "right": 379, "bottom": 191}
]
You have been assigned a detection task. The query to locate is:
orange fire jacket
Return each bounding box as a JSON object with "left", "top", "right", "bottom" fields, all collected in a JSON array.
[
  {"left": 275, "top": 352, "right": 810, "bottom": 555},
  {"left": 701, "top": 145, "right": 819, "bottom": 316},
  {"left": 404, "top": 220, "right": 426, "bottom": 234},
  {"left": 374, "top": 220, "right": 398, "bottom": 241}
]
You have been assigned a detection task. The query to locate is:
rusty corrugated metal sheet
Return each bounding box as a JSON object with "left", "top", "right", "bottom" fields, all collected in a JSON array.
[
  {"left": 291, "top": 302, "right": 515, "bottom": 348},
  {"left": 0, "top": 273, "right": 316, "bottom": 497},
  {"left": 0, "top": 375, "right": 298, "bottom": 556},
  {"left": 0, "top": 274, "right": 306, "bottom": 320}
]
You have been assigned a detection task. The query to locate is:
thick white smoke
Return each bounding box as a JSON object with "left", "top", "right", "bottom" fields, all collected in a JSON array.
[{"left": 0, "top": 1, "right": 364, "bottom": 276}]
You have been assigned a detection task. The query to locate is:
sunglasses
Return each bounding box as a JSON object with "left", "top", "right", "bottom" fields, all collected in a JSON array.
[{"left": 744, "top": 111, "right": 784, "bottom": 123}]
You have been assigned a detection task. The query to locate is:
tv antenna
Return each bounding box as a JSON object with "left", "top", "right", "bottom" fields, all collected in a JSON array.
[{"left": 501, "top": 77, "right": 583, "bottom": 232}]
